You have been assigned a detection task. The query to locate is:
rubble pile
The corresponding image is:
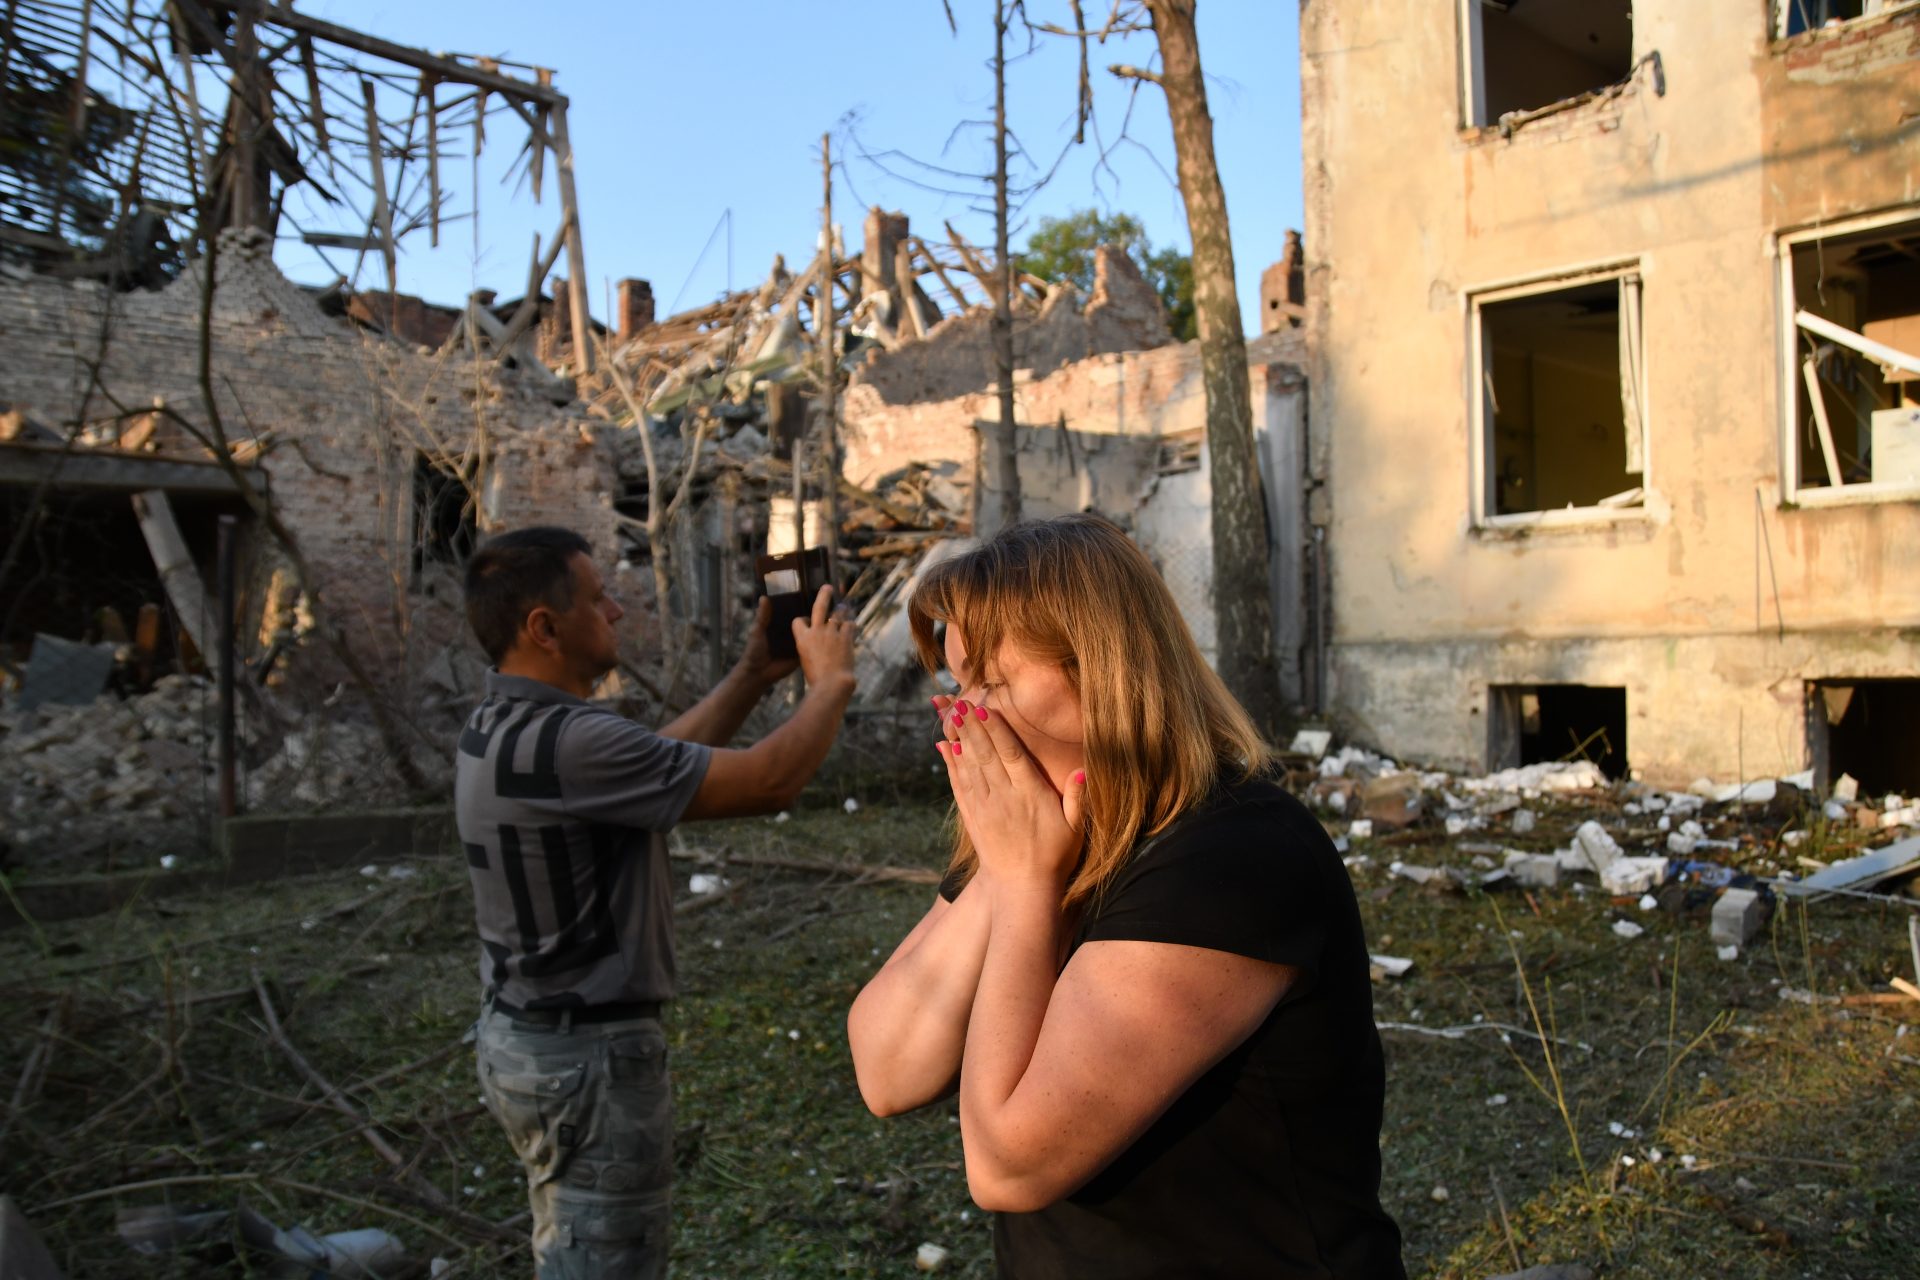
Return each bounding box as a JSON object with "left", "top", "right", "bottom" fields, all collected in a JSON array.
[
  {"left": 1290, "top": 733, "right": 1920, "bottom": 956},
  {"left": 0, "top": 676, "right": 436, "bottom": 858},
  {"left": 1, "top": 675, "right": 213, "bottom": 845}
]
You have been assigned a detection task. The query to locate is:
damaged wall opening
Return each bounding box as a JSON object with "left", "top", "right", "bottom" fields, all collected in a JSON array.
[
  {"left": 1777, "top": 1, "right": 1916, "bottom": 39},
  {"left": 1810, "top": 679, "right": 1920, "bottom": 797},
  {"left": 0, "top": 484, "right": 242, "bottom": 679},
  {"left": 1475, "top": 272, "right": 1646, "bottom": 518},
  {"left": 1461, "top": 0, "right": 1633, "bottom": 128},
  {"left": 1782, "top": 212, "right": 1920, "bottom": 497},
  {"left": 1491, "top": 684, "right": 1628, "bottom": 780},
  {"left": 410, "top": 454, "right": 476, "bottom": 578}
]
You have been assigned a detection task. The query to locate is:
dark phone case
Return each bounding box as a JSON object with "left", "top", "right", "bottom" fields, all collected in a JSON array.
[{"left": 756, "top": 547, "right": 834, "bottom": 661}]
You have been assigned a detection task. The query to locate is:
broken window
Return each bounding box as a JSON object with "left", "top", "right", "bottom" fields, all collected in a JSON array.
[
  {"left": 1809, "top": 679, "right": 1920, "bottom": 797},
  {"left": 1490, "top": 684, "right": 1628, "bottom": 780},
  {"left": 1780, "top": 213, "right": 1920, "bottom": 500},
  {"left": 410, "top": 455, "right": 476, "bottom": 577},
  {"left": 1776, "top": 1, "right": 1916, "bottom": 39},
  {"left": 1460, "top": 0, "right": 1634, "bottom": 129},
  {"left": 1472, "top": 270, "right": 1647, "bottom": 521}
]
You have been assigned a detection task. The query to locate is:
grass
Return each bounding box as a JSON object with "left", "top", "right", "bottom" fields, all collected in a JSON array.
[{"left": 0, "top": 794, "right": 1915, "bottom": 1278}]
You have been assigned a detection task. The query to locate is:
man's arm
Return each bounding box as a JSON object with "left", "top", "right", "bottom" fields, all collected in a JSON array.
[
  {"left": 659, "top": 597, "right": 796, "bottom": 747},
  {"left": 679, "top": 587, "right": 857, "bottom": 820}
]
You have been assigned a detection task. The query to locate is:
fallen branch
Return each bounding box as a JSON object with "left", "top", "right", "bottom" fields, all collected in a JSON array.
[
  {"left": 350, "top": 1176, "right": 524, "bottom": 1245},
  {"left": 31, "top": 1171, "right": 469, "bottom": 1250},
  {"left": 0, "top": 997, "right": 69, "bottom": 1152},
  {"left": 670, "top": 847, "right": 940, "bottom": 886},
  {"left": 250, "top": 969, "right": 428, "bottom": 1191},
  {"left": 1375, "top": 1020, "right": 1593, "bottom": 1055},
  {"left": 111, "top": 961, "right": 389, "bottom": 1021}
]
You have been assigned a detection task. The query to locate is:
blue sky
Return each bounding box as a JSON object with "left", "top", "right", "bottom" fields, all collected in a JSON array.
[{"left": 279, "top": 2, "right": 1303, "bottom": 332}]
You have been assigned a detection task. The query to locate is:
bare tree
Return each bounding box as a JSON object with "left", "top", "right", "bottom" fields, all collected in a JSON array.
[
  {"left": 989, "top": 0, "right": 1023, "bottom": 533},
  {"left": 1091, "top": 0, "right": 1280, "bottom": 729}
]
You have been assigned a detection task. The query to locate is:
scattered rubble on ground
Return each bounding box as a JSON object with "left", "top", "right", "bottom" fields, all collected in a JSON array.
[{"left": 1287, "top": 735, "right": 1920, "bottom": 976}]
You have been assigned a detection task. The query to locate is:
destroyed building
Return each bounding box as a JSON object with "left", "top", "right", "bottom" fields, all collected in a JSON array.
[
  {"left": 0, "top": 0, "right": 1317, "bottom": 868},
  {"left": 607, "top": 203, "right": 1317, "bottom": 709},
  {"left": 1301, "top": 0, "right": 1920, "bottom": 793},
  {"left": 0, "top": 1, "right": 628, "bottom": 854},
  {"left": 840, "top": 222, "right": 1310, "bottom": 691}
]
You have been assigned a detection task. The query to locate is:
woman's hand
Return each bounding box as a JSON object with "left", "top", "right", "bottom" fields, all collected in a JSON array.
[{"left": 938, "top": 701, "right": 1086, "bottom": 893}]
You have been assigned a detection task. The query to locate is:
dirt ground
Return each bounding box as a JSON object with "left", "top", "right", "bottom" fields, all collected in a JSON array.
[{"left": 1, "top": 790, "right": 1916, "bottom": 1279}]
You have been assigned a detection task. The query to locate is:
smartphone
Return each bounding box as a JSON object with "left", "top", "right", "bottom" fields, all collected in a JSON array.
[{"left": 756, "top": 547, "right": 834, "bottom": 661}]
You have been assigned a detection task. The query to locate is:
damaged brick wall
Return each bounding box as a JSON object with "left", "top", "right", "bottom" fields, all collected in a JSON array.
[
  {"left": 842, "top": 326, "right": 1303, "bottom": 490},
  {"left": 840, "top": 325, "right": 1308, "bottom": 684},
  {"left": 0, "top": 228, "right": 617, "bottom": 684}
]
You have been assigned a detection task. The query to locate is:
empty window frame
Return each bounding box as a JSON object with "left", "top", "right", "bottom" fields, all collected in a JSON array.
[
  {"left": 1459, "top": 0, "right": 1634, "bottom": 129},
  {"left": 411, "top": 454, "right": 476, "bottom": 576},
  {"left": 1470, "top": 268, "right": 1649, "bottom": 524},
  {"left": 1808, "top": 679, "right": 1920, "bottom": 796},
  {"left": 1775, "top": 1, "right": 1918, "bottom": 39},
  {"left": 1778, "top": 212, "right": 1920, "bottom": 502},
  {"left": 1490, "top": 684, "right": 1629, "bottom": 780}
]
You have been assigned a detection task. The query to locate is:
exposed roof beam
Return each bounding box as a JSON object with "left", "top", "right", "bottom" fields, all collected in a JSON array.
[
  {"left": 0, "top": 443, "right": 268, "bottom": 498},
  {"left": 209, "top": 1, "right": 567, "bottom": 108}
]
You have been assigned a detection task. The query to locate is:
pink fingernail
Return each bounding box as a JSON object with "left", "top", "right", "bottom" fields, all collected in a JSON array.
[
  {"left": 1072, "top": 769, "right": 1085, "bottom": 785},
  {"left": 955, "top": 700, "right": 971, "bottom": 715},
  {"left": 952, "top": 741, "right": 962, "bottom": 756},
  {"left": 975, "top": 706, "right": 989, "bottom": 722}
]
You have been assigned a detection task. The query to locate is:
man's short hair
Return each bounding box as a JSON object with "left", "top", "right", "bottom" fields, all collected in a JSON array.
[{"left": 463, "top": 527, "right": 592, "bottom": 664}]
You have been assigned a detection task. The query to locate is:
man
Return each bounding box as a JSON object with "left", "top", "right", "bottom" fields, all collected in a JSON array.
[{"left": 455, "top": 526, "right": 856, "bottom": 1278}]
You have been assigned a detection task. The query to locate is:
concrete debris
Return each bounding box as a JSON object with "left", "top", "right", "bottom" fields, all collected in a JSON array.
[
  {"left": 1358, "top": 773, "right": 1424, "bottom": 830},
  {"left": 1289, "top": 728, "right": 1332, "bottom": 757},
  {"left": 1569, "top": 821, "right": 1624, "bottom": 875},
  {"left": 1612, "top": 919, "right": 1646, "bottom": 940},
  {"left": 1710, "top": 887, "right": 1766, "bottom": 947},
  {"left": 1704, "top": 778, "right": 1778, "bottom": 805},
  {"left": 1600, "top": 855, "right": 1670, "bottom": 896},
  {"left": 1508, "top": 852, "right": 1561, "bottom": 889},
  {"left": 1457, "top": 760, "right": 1607, "bottom": 794},
  {"left": 1369, "top": 953, "right": 1414, "bottom": 979},
  {"left": 118, "top": 1201, "right": 405, "bottom": 1277},
  {"left": 0, "top": 676, "right": 442, "bottom": 850}
]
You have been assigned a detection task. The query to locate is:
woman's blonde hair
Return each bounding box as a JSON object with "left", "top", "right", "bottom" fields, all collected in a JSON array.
[{"left": 908, "top": 513, "right": 1271, "bottom": 909}]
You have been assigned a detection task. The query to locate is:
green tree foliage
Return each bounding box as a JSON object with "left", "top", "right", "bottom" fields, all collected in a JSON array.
[{"left": 1015, "top": 208, "right": 1197, "bottom": 341}]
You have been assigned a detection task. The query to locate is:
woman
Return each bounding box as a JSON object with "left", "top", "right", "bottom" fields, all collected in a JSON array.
[{"left": 847, "top": 514, "right": 1404, "bottom": 1279}]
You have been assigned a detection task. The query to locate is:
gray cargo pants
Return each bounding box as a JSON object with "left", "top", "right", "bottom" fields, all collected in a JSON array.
[{"left": 475, "top": 1003, "right": 673, "bottom": 1279}]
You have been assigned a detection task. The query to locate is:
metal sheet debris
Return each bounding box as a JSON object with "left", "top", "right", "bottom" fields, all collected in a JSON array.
[{"left": 1776, "top": 836, "right": 1920, "bottom": 898}]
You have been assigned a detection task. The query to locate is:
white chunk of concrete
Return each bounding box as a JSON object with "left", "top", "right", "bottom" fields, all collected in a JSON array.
[{"left": 1710, "top": 888, "right": 1765, "bottom": 947}]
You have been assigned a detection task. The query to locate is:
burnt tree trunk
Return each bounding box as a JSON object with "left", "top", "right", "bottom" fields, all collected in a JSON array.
[{"left": 1144, "top": 0, "right": 1278, "bottom": 730}]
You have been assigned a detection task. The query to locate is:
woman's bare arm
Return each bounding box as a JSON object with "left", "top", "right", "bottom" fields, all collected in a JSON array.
[{"left": 847, "top": 883, "right": 993, "bottom": 1115}]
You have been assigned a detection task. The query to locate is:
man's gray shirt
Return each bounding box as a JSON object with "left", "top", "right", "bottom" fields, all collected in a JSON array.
[{"left": 455, "top": 671, "right": 712, "bottom": 1008}]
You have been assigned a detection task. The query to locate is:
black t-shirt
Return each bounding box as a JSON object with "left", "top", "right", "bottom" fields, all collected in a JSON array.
[{"left": 947, "top": 773, "right": 1405, "bottom": 1280}]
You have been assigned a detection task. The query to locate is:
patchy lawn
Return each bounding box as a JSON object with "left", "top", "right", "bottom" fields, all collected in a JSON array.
[{"left": 0, "top": 793, "right": 1915, "bottom": 1278}]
